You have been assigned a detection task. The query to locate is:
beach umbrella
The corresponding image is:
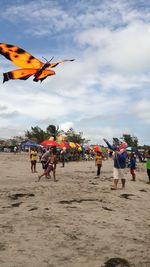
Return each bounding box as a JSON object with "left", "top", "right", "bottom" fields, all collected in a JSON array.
[
  {"left": 59, "top": 141, "right": 65, "bottom": 149},
  {"left": 75, "top": 143, "right": 80, "bottom": 148},
  {"left": 40, "top": 140, "right": 59, "bottom": 147},
  {"left": 64, "top": 142, "right": 70, "bottom": 149},
  {"left": 75, "top": 143, "right": 82, "bottom": 151},
  {"left": 94, "top": 145, "right": 102, "bottom": 152},
  {"left": 126, "top": 146, "right": 132, "bottom": 151},
  {"left": 69, "top": 142, "right": 76, "bottom": 148},
  {"left": 82, "top": 145, "right": 90, "bottom": 151},
  {"left": 59, "top": 141, "right": 70, "bottom": 149},
  {"left": 101, "top": 147, "right": 107, "bottom": 153}
]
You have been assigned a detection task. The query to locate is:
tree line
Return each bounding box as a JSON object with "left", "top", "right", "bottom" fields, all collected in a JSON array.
[
  {"left": 24, "top": 124, "right": 140, "bottom": 147},
  {"left": 24, "top": 125, "right": 88, "bottom": 145}
]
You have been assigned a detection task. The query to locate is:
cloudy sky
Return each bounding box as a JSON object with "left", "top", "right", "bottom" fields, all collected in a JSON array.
[{"left": 0, "top": 0, "right": 150, "bottom": 145}]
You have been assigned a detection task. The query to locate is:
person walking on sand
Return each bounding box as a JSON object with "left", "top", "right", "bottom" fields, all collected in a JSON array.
[
  {"left": 146, "top": 149, "right": 150, "bottom": 184},
  {"left": 95, "top": 151, "right": 103, "bottom": 177},
  {"left": 130, "top": 153, "right": 136, "bottom": 181},
  {"left": 41, "top": 147, "right": 52, "bottom": 171},
  {"left": 111, "top": 148, "right": 127, "bottom": 190},
  {"left": 38, "top": 151, "right": 58, "bottom": 182},
  {"left": 30, "top": 147, "right": 38, "bottom": 173}
]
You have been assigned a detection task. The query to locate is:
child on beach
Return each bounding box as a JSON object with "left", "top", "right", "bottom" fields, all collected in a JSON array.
[
  {"left": 30, "top": 147, "right": 38, "bottom": 173},
  {"left": 95, "top": 151, "right": 103, "bottom": 177},
  {"left": 38, "top": 152, "right": 58, "bottom": 182},
  {"left": 40, "top": 147, "right": 51, "bottom": 171},
  {"left": 130, "top": 153, "right": 136, "bottom": 181}
]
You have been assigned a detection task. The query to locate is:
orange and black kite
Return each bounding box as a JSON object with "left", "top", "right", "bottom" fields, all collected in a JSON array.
[{"left": 0, "top": 43, "right": 75, "bottom": 83}]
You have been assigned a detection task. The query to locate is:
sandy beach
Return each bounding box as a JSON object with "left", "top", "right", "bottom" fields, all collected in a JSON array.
[{"left": 0, "top": 152, "right": 150, "bottom": 267}]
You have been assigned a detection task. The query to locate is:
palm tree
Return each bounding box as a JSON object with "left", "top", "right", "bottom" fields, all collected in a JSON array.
[{"left": 46, "top": 125, "right": 64, "bottom": 140}]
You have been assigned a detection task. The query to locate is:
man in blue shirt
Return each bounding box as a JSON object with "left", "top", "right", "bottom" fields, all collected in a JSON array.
[{"left": 111, "top": 150, "right": 127, "bottom": 190}]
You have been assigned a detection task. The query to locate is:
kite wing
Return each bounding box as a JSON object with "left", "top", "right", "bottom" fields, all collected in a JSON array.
[
  {"left": 0, "top": 43, "right": 43, "bottom": 69},
  {"left": 3, "top": 69, "right": 38, "bottom": 83},
  {"left": 3, "top": 69, "right": 55, "bottom": 83}
]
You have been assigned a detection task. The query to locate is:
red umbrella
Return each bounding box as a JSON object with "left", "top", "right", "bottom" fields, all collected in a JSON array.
[
  {"left": 40, "top": 140, "right": 59, "bottom": 147},
  {"left": 94, "top": 145, "right": 102, "bottom": 152}
]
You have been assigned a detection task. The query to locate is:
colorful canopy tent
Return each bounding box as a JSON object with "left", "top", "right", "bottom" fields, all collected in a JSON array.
[{"left": 21, "top": 141, "right": 41, "bottom": 148}]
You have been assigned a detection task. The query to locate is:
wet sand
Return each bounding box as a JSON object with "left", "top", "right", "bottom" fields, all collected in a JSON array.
[{"left": 0, "top": 152, "right": 150, "bottom": 267}]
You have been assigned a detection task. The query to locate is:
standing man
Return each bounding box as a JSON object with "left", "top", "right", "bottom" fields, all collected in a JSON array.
[{"left": 111, "top": 149, "right": 127, "bottom": 190}]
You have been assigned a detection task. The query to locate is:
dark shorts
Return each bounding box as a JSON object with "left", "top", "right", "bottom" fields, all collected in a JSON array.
[
  {"left": 41, "top": 161, "right": 48, "bottom": 170},
  {"left": 31, "top": 160, "right": 36, "bottom": 165}
]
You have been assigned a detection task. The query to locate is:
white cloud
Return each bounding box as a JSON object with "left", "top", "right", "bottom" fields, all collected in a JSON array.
[
  {"left": 59, "top": 121, "right": 74, "bottom": 131},
  {"left": 133, "top": 100, "right": 150, "bottom": 123},
  {"left": 76, "top": 21, "right": 150, "bottom": 73}
]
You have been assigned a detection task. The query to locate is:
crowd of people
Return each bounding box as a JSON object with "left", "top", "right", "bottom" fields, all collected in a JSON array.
[{"left": 29, "top": 144, "right": 150, "bottom": 188}]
